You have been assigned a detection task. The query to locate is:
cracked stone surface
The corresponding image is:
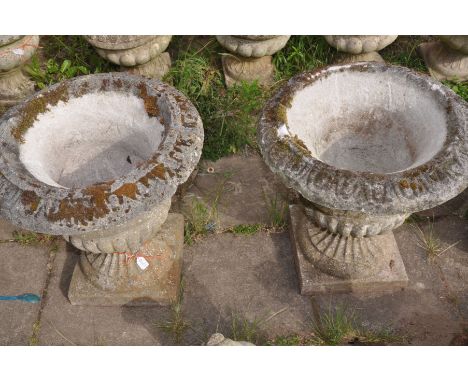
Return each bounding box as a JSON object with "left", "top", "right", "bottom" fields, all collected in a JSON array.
[{"left": 0, "top": 154, "right": 467, "bottom": 345}]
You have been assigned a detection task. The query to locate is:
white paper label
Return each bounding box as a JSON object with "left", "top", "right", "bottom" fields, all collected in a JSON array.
[
  {"left": 136, "top": 256, "right": 149, "bottom": 270},
  {"left": 12, "top": 48, "right": 24, "bottom": 56}
]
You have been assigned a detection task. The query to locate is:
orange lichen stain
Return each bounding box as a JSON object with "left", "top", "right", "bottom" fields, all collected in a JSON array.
[
  {"left": 399, "top": 179, "right": 410, "bottom": 189},
  {"left": 138, "top": 83, "right": 161, "bottom": 118},
  {"left": 114, "top": 183, "right": 140, "bottom": 204},
  {"left": 139, "top": 163, "right": 166, "bottom": 187},
  {"left": 21, "top": 190, "right": 40, "bottom": 214},
  {"left": 46, "top": 184, "right": 112, "bottom": 225}
]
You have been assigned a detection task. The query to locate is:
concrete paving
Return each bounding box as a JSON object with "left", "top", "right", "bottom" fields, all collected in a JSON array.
[{"left": 0, "top": 153, "right": 467, "bottom": 345}]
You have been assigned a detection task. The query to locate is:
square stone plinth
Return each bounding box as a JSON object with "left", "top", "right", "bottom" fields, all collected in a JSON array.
[
  {"left": 289, "top": 205, "right": 408, "bottom": 295},
  {"left": 68, "top": 213, "right": 184, "bottom": 306}
]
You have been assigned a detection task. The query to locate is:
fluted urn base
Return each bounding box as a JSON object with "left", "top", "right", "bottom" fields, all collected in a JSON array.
[
  {"left": 289, "top": 205, "right": 408, "bottom": 295},
  {"left": 68, "top": 213, "right": 184, "bottom": 306}
]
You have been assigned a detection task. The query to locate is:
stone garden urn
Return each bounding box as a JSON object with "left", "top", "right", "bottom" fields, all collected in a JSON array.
[
  {"left": 258, "top": 62, "right": 468, "bottom": 294},
  {"left": 86, "top": 35, "right": 172, "bottom": 79},
  {"left": 0, "top": 35, "right": 39, "bottom": 115},
  {"left": 0, "top": 72, "right": 203, "bottom": 305},
  {"left": 216, "top": 35, "right": 291, "bottom": 87},
  {"left": 418, "top": 36, "right": 468, "bottom": 82},
  {"left": 324, "top": 35, "right": 397, "bottom": 63}
]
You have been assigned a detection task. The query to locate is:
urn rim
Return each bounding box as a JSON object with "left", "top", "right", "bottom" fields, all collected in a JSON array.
[
  {"left": 0, "top": 72, "right": 204, "bottom": 235},
  {"left": 258, "top": 62, "right": 468, "bottom": 215}
]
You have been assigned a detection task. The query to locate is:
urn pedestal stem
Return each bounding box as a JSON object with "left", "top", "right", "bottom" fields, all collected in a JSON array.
[
  {"left": 216, "top": 35, "right": 290, "bottom": 87},
  {"left": 0, "top": 35, "right": 39, "bottom": 115}
]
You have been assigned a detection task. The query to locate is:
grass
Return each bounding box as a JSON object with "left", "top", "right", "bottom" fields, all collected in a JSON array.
[
  {"left": 0, "top": 230, "right": 55, "bottom": 246},
  {"left": 412, "top": 219, "right": 460, "bottom": 261},
  {"left": 183, "top": 172, "right": 232, "bottom": 244},
  {"left": 165, "top": 39, "right": 269, "bottom": 160},
  {"left": 228, "top": 308, "right": 288, "bottom": 345},
  {"left": 264, "top": 192, "right": 288, "bottom": 230},
  {"left": 266, "top": 334, "right": 314, "bottom": 346},
  {"left": 311, "top": 306, "right": 406, "bottom": 346},
  {"left": 155, "top": 279, "right": 190, "bottom": 345},
  {"left": 229, "top": 312, "right": 264, "bottom": 345},
  {"left": 229, "top": 223, "right": 264, "bottom": 235},
  {"left": 273, "top": 36, "right": 336, "bottom": 81},
  {"left": 380, "top": 35, "right": 430, "bottom": 72},
  {"left": 25, "top": 36, "right": 115, "bottom": 90},
  {"left": 29, "top": 320, "right": 41, "bottom": 346}
]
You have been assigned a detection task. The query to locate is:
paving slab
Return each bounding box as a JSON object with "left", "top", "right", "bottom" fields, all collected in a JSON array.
[
  {"left": 182, "top": 231, "right": 314, "bottom": 344},
  {"left": 38, "top": 241, "right": 173, "bottom": 345},
  {"left": 179, "top": 154, "right": 291, "bottom": 230},
  {"left": 0, "top": 219, "right": 49, "bottom": 345},
  {"left": 1, "top": 153, "right": 466, "bottom": 345}
]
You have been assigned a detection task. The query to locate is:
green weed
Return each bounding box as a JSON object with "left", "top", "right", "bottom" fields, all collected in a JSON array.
[
  {"left": 264, "top": 192, "right": 288, "bottom": 230},
  {"left": 165, "top": 44, "right": 268, "bottom": 160},
  {"left": 444, "top": 80, "right": 468, "bottom": 102},
  {"left": 230, "top": 223, "right": 264, "bottom": 235},
  {"left": 273, "top": 36, "right": 335, "bottom": 81},
  {"left": 25, "top": 36, "right": 114, "bottom": 89},
  {"left": 380, "top": 35, "right": 429, "bottom": 72},
  {"left": 412, "top": 221, "right": 459, "bottom": 261},
  {"left": 311, "top": 306, "right": 406, "bottom": 345},
  {"left": 155, "top": 279, "right": 190, "bottom": 345}
]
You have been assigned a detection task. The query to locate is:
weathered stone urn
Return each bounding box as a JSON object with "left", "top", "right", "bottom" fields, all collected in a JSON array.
[
  {"left": 216, "top": 35, "right": 290, "bottom": 86},
  {"left": 258, "top": 62, "right": 468, "bottom": 294},
  {"left": 418, "top": 36, "right": 468, "bottom": 82},
  {"left": 324, "top": 35, "right": 397, "bottom": 63},
  {"left": 0, "top": 35, "right": 40, "bottom": 115},
  {"left": 86, "top": 35, "right": 172, "bottom": 79},
  {"left": 0, "top": 72, "right": 203, "bottom": 305}
]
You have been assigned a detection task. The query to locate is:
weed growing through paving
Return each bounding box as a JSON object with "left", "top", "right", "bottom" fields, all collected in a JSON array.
[
  {"left": 412, "top": 218, "right": 460, "bottom": 261},
  {"left": 311, "top": 306, "right": 406, "bottom": 346},
  {"left": 264, "top": 192, "right": 288, "bottom": 230},
  {"left": 229, "top": 223, "right": 264, "bottom": 235},
  {"left": 155, "top": 279, "right": 190, "bottom": 345},
  {"left": 228, "top": 308, "right": 288, "bottom": 345},
  {"left": 26, "top": 36, "right": 114, "bottom": 89},
  {"left": 0, "top": 230, "right": 55, "bottom": 246}
]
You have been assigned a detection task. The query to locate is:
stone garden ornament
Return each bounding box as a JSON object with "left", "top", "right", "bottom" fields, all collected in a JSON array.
[
  {"left": 418, "top": 36, "right": 468, "bottom": 82},
  {"left": 0, "top": 35, "right": 39, "bottom": 115},
  {"left": 0, "top": 72, "right": 203, "bottom": 305},
  {"left": 258, "top": 62, "right": 468, "bottom": 294},
  {"left": 216, "top": 35, "right": 290, "bottom": 87},
  {"left": 324, "top": 35, "right": 397, "bottom": 63},
  {"left": 86, "top": 35, "right": 172, "bottom": 79}
]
